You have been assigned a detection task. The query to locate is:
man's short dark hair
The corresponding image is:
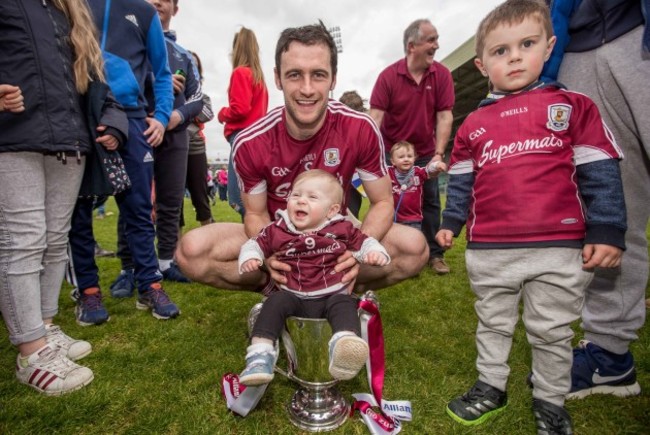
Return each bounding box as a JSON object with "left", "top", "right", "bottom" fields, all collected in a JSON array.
[{"left": 275, "top": 20, "right": 338, "bottom": 76}]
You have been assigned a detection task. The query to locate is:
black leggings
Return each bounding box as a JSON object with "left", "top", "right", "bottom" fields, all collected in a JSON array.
[{"left": 252, "top": 291, "right": 360, "bottom": 341}]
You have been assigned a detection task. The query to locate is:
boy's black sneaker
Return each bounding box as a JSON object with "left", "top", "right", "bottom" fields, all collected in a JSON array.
[
  {"left": 532, "top": 399, "right": 573, "bottom": 435},
  {"left": 446, "top": 380, "right": 507, "bottom": 425}
]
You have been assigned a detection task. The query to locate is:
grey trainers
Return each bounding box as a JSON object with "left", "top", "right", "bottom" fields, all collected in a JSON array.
[
  {"left": 532, "top": 399, "right": 573, "bottom": 435},
  {"left": 44, "top": 324, "right": 92, "bottom": 361},
  {"left": 239, "top": 343, "right": 277, "bottom": 386},
  {"left": 15, "top": 344, "right": 94, "bottom": 396},
  {"left": 328, "top": 332, "right": 368, "bottom": 380}
]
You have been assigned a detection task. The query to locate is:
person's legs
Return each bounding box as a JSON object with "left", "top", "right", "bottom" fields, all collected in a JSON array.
[
  {"left": 521, "top": 248, "right": 590, "bottom": 407},
  {"left": 186, "top": 152, "right": 213, "bottom": 224},
  {"left": 227, "top": 132, "right": 245, "bottom": 217},
  {"left": 115, "top": 119, "right": 162, "bottom": 291},
  {"left": 0, "top": 152, "right": 50, "bottom": 348},
  {"left": 325, "top": 293, "right": 367, "bottom": 380},
  {"left": 69, "top": 198, "right": 110, "bottom": 325},
  {"left": 154, "top": 130, "right": 189, "bottom": 264},
  {"left": 176, "top": 222, "right": 266, "bottom": 290},
  {"left": 242, "top": 291, "right": 302, "bottom": 386},
  {"left": 416, "top": 156, "right": 447, "bottom": 273},
  {"left": 356, "top": 222, "right": 428, "bottom": 291},
  {"left": 446, "top": 248, "right": 519, "bottom": 426},
  {"left": 558, "top": 27, "right": 649, "bottom": 398},
  {"left": 0, "top": 152, "right": 92, "bottom": 394}
]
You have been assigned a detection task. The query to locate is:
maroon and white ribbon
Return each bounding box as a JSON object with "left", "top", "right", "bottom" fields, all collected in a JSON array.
[
  {"left": 221, "top": 373, "right": 268, "bottom": 417},
  {"left": 352, "top": 299, "right": 412, "bottom": 434}
]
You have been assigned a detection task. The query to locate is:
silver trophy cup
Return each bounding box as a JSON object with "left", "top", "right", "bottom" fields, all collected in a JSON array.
[
  {"left": 247, "top": 292, "right": 378, "bottom": 432},
  {"left": 247, "top": 304, "right": 349, "bottom": 432}
]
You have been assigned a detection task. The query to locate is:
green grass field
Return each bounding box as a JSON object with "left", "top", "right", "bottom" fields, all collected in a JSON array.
[{"left": 0, "top": 197, "right": 648, "bottom": 434}]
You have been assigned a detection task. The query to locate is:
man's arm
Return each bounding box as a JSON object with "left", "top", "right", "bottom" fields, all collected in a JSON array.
[
  {"left": 369, "top": 107, "right": 385, "bottom": 129},
  {"left": 434, "top": 109, "right": 453, "bottom": 157},
  {"left": 360, "top": 175, "right": 394, "bottom": 241},
  {"left": 241, "top": 191, "right": 272, "bottom": 239}
]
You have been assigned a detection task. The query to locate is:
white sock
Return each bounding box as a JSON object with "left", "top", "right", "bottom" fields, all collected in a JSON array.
[
  {"left": 246, "top": 342, "right": 275, "bottom": 358},
  {"left": 158, "top": 259, "right": 172, "bottom": 271}
]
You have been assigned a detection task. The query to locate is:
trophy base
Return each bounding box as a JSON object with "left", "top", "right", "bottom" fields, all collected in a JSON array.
[{"left": 287, "top": 385, "right": 350, "bottom": 432}]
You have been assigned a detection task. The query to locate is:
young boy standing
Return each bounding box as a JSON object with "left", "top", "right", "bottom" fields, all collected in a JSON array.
[{"left": 436, "top": 1, "right": 626, "bottom": 433}]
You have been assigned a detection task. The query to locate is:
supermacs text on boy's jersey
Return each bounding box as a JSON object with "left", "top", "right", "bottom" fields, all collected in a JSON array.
[
  {"left": 232, "top": 101, "right": 388, "bottom": 216},
  {"left": 449, "top": 85, "right": 623, "bottom": 244}
]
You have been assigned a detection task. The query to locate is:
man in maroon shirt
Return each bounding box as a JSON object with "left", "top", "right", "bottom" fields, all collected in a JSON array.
[
  {"left": 176, "top": 22, "right": 428, "bottom": 293},
  {"left": 370, "top": 18, "right": 455, "bottom": 274}
]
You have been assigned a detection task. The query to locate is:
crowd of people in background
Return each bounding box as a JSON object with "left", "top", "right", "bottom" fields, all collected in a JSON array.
[{"left": 0, "top": 1, "right": 648, "bottom": 434}]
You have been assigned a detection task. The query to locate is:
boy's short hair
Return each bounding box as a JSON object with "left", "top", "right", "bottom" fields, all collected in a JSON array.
[
  {"left": 293, "top": 169, "right": 344, "bottom": 205},
  {"left": 390, "top": 141, "right": 416, "bottom": 158},
  {"left": 475, "top": 0, "right": 553, "bottom": 58}
]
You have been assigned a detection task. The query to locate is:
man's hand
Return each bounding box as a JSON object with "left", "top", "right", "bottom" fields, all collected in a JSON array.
[
  {"left": 265, "top": 253, "right": 291, "bottom": 285},
  {"left": 435, "top": 229, "right": 454, "bottom": 250},
  {"left": 582, "top": 244, "right": 623, "bottom": 270},
  {"left": 144, "top": 117, "right": 165, "bottom": 147},
  {"left": 335, "top": 250, "right": 360, "bottom": 285},
  {"left": 240, "top": 259, "right": 262, "bottom": 274},
  {"left": 172, "top": 73, "right": 186, "bottom": 95},
  {"left": 167, "top": 110, "right": 182, "bottom": 131},
  {"left": 95, "top": 125, "right": 119, "bottom": 150},
  {"left": 0, "top": 84, "right": 25, "bottom": 113},
  {"left": 363, "top": 251, "right": 389, "bottom": 266}
]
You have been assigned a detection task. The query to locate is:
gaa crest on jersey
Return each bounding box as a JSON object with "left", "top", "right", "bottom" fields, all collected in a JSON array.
[
  {"left": 547, "top": 104, "right": 571, "bottom": 131},
  {"left": 323, "top": 148, "right": 341, "bottom": 167}
]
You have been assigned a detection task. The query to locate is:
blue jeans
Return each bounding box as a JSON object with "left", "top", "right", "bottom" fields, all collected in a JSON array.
[
  {"left": 227, "top": 132, "right": 244, "bottom": 217},
  {"left": 114, "top": 119, "right": 162, "bottom": 291}
]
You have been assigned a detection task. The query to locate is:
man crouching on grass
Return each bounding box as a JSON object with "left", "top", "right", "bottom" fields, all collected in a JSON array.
[{"left": 175, "top": 21, "right": 428, "bottom": 295}]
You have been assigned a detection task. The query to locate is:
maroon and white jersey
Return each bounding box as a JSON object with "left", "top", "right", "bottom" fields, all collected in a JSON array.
[
  {"left": 449, "top": 86, "right": 623, "bottom": 244},
  {"left": 239, "top": 211, "right": 390, "bottom": 297},
  {"left": 388, "top": 166, "right": 428, "bottom": 223},
  {"left": 232, "top": 101, "right": 388, "bottom": 216}
]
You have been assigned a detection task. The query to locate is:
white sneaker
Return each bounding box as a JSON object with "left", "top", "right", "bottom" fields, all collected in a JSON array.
[
  {"left": 45, "top": 324, "right": 92, "bottom": 361},
  {"left": 328, "top": 332, "right": 368, "bottom": 381},
  {"left": 16, "top": 344, "right": 94, "bottom": 395}
]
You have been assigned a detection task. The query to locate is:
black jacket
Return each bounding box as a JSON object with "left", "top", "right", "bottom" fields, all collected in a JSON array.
[
  {"left": 0, "top": 0, "right": 125, "bottom": 155},
  {"left": 565, "top": 0, "right": 644, "bottom": 52}
]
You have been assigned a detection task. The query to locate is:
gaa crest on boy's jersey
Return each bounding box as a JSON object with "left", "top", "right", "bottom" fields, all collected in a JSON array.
[
  {"left": 547, "top": 104, "right": 571, "bottom": 132},
  {"left": 323, "top": 148, "right": 341, "bottom": 166}
]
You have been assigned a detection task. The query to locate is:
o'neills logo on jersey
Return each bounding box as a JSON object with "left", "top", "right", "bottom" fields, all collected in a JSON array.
[
  {"left": 478, "top": 134, "right": 563, "bottom": 166},
  {"left": 500, "top": 106, "right": 528, "bottom": 118},
  {"left": 323, "top": 148, "right": 341, "bottom": 167},
  {"left": 547, "top": 104, "right": 572, "bottom": 131}
]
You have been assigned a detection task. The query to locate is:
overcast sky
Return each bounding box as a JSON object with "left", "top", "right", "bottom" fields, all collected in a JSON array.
[{"left": 171, "top": 0, "right": 503, "bottom": 159}]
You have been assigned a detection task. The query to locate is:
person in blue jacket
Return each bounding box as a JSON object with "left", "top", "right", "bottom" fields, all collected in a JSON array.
[
  {"left": 70, "top": 0, "right": 179, "bottom": 325},
  {"left": 542, "top": 0, "right": 649, "bottom": 400},
  {"left": 111, "top": 0, "right": 204, "bottom": 292}
]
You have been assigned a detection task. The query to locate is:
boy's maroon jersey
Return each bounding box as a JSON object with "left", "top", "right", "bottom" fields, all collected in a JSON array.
[{"left": 449, "top": 86, "right": 622, "bottom": 243}]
